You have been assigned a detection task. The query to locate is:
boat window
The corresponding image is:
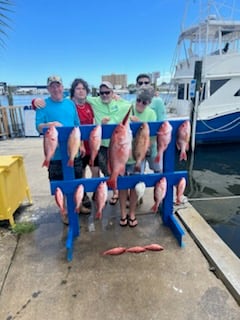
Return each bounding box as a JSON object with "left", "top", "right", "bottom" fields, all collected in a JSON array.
[
  {"left": 234, "top": 89, "right": 240, "bottom": 96},
  {"left": 210, "top": 79, "right": 229, "bottom": 95},
  {"left": 177, "top": 84, "right": 184, "bottom": 100}
]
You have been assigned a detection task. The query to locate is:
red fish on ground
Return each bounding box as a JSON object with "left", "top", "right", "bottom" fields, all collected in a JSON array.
[
  {"left": 74, "top": 184, "right": 84, "bottom": 213},
  {"left": 95, "top": 181, "right": 108, "bottom": 219},
  {"left": 54, "top": 187, "right": 66, "bottom": 215},
  {"left": 102, "top": 247, "right": 126, "bottom": 256},
  {"left": 107, "top": 107, "right": 132, "bottom": 190},
  {"left": 126, "top": 246, "right": 146, "bottom": 253},
  {"left": 176, "top": 120, "right": 191, "bottom": 161},
  {"left": 132, "top": 122, "right": 150, "bottom": 172},
  {"left": 155, "top": 121, "right": 172, "bottom": 163},
  {"left": 176, "top": 177, "right": 186, "bottom": 205},
  {"left": 144, "top": 244, "right": 164, "bottom": 251},
  {"left": 151, "top": 177, "right": 167, "bottom": 213},
  {"left": 67, "top": 127, "right": 81, "bottom": 167},
  {"left": 42, "top": 125, "right": 58, "bottom": 168},
  {"left": 89, "top": 125, "right": 102, "bottom": 167}
]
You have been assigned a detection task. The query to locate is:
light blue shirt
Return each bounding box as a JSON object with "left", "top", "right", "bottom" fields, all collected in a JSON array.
[{"left": 35, "top": 97, "right": 80, "bottom": 160}]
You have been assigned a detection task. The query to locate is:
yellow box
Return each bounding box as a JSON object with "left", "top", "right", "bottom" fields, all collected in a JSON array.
[{"left": 0, "top": 155, "right": 32, "bottom": 226}]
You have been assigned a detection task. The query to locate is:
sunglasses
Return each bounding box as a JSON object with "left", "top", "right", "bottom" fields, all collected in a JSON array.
[
  {"left": 138, "top": 81, "right": 150, "bottom": 85},
  {"left": 136, "top": 98, "right": 149, "bottom": 106},
  {"left": 100, "top": 91, "right": 111, "bottom": 95}
]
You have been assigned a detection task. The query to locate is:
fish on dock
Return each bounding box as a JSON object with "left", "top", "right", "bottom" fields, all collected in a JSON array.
[
  {"left": 126, "top": 246, "right": 146, "bottom": 253},
  {"left": 54, "top": 187, "right": 66, "bottom": 215},
  {"left": 102, "top": 247, "right": 127, "bottom": 256},
  {"left": 175, "top": 177, "right": 186, "bottom": 205},
  {"left": 95, "top": 181, "right": 108, "bottom": 219},
  {"left": 74, "top": 184, "right": 84, "bottom": 213},
  {"left": 144, "top": 243, "right": 164, "bottom": 251}
]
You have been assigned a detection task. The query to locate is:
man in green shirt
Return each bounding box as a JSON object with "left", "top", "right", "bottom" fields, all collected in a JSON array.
[{"left": 87, "top": 81, "right": 132, "bottom": 205}]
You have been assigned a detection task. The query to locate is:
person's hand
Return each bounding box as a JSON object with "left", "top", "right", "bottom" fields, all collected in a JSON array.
[
  {"left": 130, "top": 115, "right": 140, "bottom": 122},
  {"left": 101, "top": 117, "right": 110, "bottom": 124},
  {"left": 32, "top": 98, "right": 46, "bottom": 109},
  {"left": 49, "top": 121, "right": 63, "bottom": 127}
]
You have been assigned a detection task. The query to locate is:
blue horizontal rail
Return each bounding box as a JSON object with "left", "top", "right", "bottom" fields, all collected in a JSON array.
[{"left": 48, "top": 120, "right": 188, "bottom": 261}]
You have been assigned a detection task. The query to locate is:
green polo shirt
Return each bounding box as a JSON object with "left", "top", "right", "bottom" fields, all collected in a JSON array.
[{"left": 87, "top": 96, "right": 132, "bottom": 147}]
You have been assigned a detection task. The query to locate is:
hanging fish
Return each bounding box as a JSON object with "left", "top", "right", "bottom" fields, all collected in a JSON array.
[
  {"left": 151, "top": 177, "right": 167, "bottom": 213},
  {"left": 95, "top": 181, "right": 108, "bottom": 219},
  {"left": 54, "top": 187, "right": 66, "bottom": 215},
  {"left": 42, "top": 125, "right": 58, "bottom": 168},
  {"left": 67, "top": 127, "right": 81, "bottom": 167},
  {"left": 155, "top": 121, "right": 172, "bottom": 164},
  {"left": 132, "top": 122, "right": 150, "bottom": 172},
  {"left": 175, "top": 177, "right": 186, "bottom": 205},
  {"left": 107, "top": 107, "right": 132, "bottom": 190},
  {"left": 74, "top": 184, "right": 84, "bottom": 213},
  {"left": 176, "top": 120, "right": 191, "bottom": 161},
  {"left": 89, "top": 125, "right": 102, "bottom": 167}
]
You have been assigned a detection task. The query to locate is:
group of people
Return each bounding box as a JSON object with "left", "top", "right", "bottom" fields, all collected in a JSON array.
[{"left": 34, "top": 73, "right": 166, "bottom": 227}]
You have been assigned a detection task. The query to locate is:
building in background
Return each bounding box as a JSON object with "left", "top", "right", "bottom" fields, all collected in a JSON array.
[{"left": 102, "top": 73, "right": 127, "bottom": 89}]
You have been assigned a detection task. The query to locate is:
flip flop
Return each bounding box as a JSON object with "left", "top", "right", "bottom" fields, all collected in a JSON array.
[
  {"left": 109, "top": 195, "right": 119, "bottom": 205},
  {"left": 128, "top": 217, "right": 138, "bottom": 228},
  {"left": 119, "top": 216, "right": 128, "bottom": 227}
]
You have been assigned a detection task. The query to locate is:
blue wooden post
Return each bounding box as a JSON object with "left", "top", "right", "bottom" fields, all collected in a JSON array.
[{"left": 49, "top": 120, "right": 188, "bottom": 261}]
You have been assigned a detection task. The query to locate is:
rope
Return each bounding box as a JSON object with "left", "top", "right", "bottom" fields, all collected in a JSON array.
[{"left": 196, "top": 116, "right": 240, "bottom": 134}]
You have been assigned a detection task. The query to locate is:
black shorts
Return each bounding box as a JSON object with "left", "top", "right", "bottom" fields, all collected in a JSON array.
[
  {"left": 82, "top": 154, "right": 99, "bottom": 169},
  {"left": 48, "top": 156, "right": 83, "bottom": 181},
  {"left": 98, "top": 146, "right": 109, "bottom": 176}
]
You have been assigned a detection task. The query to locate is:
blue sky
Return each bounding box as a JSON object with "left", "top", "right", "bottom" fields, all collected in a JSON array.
[{"left": 0, "top": 0, "right": 238, "bottom": 88}]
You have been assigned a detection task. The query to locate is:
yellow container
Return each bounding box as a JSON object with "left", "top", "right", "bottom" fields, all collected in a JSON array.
[{"left": 0, "top": 155, "right": 32, "bottom": 226}]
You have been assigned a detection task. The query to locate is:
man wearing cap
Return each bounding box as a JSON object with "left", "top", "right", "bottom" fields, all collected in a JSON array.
[
  {"left": 35, "top": 75, "right": 82, "bottom": 224},
  {"left": 87, "top": 81, "right": 131, "bottom": 205}
]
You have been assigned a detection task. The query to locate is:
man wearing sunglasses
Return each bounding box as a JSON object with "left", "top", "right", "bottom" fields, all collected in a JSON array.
[
  {"left": 136, "top": 73, "right": 166, "bottom": 175},
  {"left": 87, "top": 81, "right": 132, "bottom": 205}
]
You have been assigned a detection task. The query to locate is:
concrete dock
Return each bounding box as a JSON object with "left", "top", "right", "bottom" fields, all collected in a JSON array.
[{"left": 0, "top": 137, "right": 239, "bottom": 320}]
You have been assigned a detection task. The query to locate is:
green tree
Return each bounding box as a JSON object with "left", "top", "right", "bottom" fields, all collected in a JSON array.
[{"left": 0, "top": 0, "right": 14, "bottom": 48}]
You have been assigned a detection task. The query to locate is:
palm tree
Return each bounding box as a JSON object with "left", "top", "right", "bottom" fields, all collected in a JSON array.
[{"left": 0, "top": 0, "right": 13, "bottom": 48}]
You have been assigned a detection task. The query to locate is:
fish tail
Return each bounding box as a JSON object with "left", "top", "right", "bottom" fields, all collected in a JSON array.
[
  {"left": 151, "top": 203, "right": 158, "bottom": 213},
  {"left": 42, "top": 159, "right": 49, "bottom": 168},
  {"left": 95, "top": 211, "right": 102, "bottom": 220},
  {"left": 179, "top": 151, "right": 187, "bottom": 161},
  {"left": 67, "top": 159, "right": 74, "bottom": 167},
  {"left": 107, "top": 176, "right": 117, "bottom": 190},
  {"left": 154, "top": 154, "right": 160, "bottom": 163}
]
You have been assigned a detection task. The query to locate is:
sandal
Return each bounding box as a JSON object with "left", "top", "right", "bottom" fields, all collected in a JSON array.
[
  {"left": 128, "top": 217, "right": 138, "bottom": 228},
  {"left": 119, "top": 216, "right": 128, "bottom": 227},
  {"left": 109, "top": 195, "right": 119, "bottom": 205}
]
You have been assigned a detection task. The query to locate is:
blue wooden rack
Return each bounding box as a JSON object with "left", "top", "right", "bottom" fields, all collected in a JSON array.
[{"left": 49, "top": 120, "right": 188, "bottom": 261}]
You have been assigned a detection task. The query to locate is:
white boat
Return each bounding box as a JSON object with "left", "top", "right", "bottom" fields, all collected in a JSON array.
[{"left": 167, "top": 0, "right": 240, "bottom": 144}]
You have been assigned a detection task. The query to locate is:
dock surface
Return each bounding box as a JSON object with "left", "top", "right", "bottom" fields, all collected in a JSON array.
[{"left": 0, "top": 137, "right": 239, "bottom": 319}]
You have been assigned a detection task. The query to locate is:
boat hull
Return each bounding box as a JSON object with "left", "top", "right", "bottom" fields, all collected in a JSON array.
[{"left": 195, "top": 112, "right": 240, "bottom": 144}]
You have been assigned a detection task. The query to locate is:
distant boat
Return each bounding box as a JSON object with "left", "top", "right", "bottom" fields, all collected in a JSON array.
[{"left": 167, "top": 0, "right": 240, "bottom": 144}]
